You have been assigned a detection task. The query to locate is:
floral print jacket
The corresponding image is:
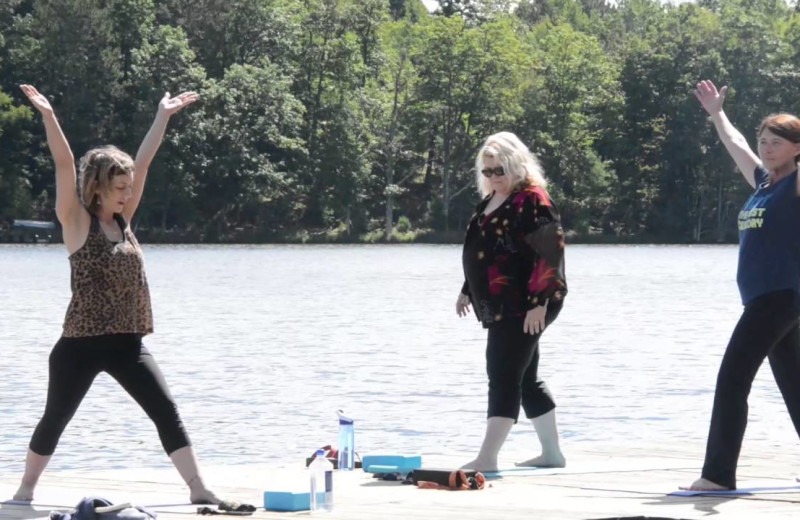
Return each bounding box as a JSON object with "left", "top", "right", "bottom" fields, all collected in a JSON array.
[{"left": 461, "top": 185, "right": 567, "bottom": 327}]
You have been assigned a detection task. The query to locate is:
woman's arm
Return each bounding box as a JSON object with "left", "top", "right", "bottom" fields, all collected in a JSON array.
[
  {"left": 519, "top": 189, "right": 567, "bottom": 334},
  {"left": 521, "top": 190, "right": 567, "bottom": 309},
  {"left": 19, "top": 85, "right": 80, "bottom": 224},
  {"left": 695, "top": 80, "right": 761, "bottom": 188},
  {"left": 125, "top": 91, "right": 199, "bottom": 221}
]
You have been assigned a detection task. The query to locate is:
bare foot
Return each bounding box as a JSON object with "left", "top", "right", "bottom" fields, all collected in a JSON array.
[
  {"left": 515, "top": 452, "right": 566, "bottom": 468},
  {"left": 190, "top": 488, "right": 220, "bottom": 505},
  {"left": 460, "top": 457, "right": 498, "bottom": 473},
  {"left": 12, "top": 483, "right": 34, "bottom": 502},
  {"left": 679, "top": 477, "right": 730, "bottom": 491}
]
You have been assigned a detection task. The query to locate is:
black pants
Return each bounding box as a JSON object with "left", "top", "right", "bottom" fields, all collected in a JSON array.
[
  {"left": 702, "top": 289, "right": 800, "bottom": 489},
  {"left": 485, "top": 301, "right": 562, "bottom": 422},
  {"left": 29, "top": 333, "right": 191, "bottom": 456}
]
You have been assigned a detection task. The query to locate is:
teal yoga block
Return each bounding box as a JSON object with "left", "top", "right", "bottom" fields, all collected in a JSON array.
[
  {"left": 362, "top": 455, "right": 422, "bottom": 474},
  {"left": 263, "top": 491, "right": 310, "bottom": 512}
]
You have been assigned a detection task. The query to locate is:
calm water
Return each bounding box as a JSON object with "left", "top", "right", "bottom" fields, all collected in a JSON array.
[{"left": 0, "top": 244, "right": 797, "bottom": 474}]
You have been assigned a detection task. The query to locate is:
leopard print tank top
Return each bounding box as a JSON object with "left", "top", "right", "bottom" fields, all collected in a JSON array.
[{"left": 62, "top": 213, "right": 154, "bottom": 337}]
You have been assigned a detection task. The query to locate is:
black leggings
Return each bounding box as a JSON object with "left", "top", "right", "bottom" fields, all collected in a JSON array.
[
  {"left": 702, "top": 289, "right": 800, "bottom": 489},
  {"left": 485, "top": 301, "right": 562, "bottom": 422},
  {"left": 29, "top": 334, "right": 190, "bottom": 456}
]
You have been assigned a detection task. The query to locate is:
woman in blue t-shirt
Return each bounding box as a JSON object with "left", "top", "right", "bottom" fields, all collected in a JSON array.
[{"left": 683, "top": 80, "right": 800, "bottom": 491}]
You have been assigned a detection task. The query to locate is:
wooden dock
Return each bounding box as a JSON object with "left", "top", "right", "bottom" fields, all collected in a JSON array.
[{"left": 2, "top": 443, "right": 799, "bottom": 519}]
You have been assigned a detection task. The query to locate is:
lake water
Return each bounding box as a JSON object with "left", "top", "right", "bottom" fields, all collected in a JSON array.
[{"left": 0, "top": 244, "right": 797, "bottom": 475}]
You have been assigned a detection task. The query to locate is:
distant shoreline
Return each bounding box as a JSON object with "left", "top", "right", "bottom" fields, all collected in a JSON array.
[{"left": 0, "top": 232, "right": 740, "bottom": 246}]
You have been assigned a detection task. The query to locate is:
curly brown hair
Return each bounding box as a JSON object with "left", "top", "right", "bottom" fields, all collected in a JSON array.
[{"left": 77, "top": 145, "right": 134, "bottom": 211}]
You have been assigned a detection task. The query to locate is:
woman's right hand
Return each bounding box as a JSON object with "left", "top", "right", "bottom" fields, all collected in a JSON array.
[
  {"left": 456, "top": 292, "right": 471, "bottom": 317},
  {"left": 19, "top": 85, "right": 54, "bottom": 116},
  {"left": 694, "top": 80, "right": 727, "bottom": 116}
]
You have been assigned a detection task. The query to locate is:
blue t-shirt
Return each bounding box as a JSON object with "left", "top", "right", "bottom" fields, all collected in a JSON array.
[{"left": 737, "top": 166, "right": 800, "bottom": 305}]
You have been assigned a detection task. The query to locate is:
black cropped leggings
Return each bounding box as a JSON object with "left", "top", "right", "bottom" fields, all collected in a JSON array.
[
  {"left": 485, "top": 301, "right": 563, "bottom": 422},
  {"left": 29, "top": 333, "right": 190, "bottom": 456},
  {"left": 702, "top": 289, "right": 800, "bottom": 489}
]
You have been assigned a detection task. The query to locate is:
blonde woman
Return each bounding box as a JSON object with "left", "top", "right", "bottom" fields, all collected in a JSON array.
[
  {"left": 457, "top": 131, "right": 568, "bottom": 472},
  {"left": 14, "top": 85, "right": 218, "bottom": 504}
]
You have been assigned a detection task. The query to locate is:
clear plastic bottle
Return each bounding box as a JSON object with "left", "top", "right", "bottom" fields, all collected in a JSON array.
[
  {"left": 337, "top": 410, "right": 355, "bottom": 471},
  {"left": 309, "top": 449, "right": 334, "bottom": 514}
]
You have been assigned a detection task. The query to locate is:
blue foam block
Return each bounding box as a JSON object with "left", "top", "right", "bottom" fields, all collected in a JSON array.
[
  {"left": 263, "top": 491, "right": 310, "bottom": 512},
  {"left": 362, "top": 455, "right": 422, "bottom": 474}
]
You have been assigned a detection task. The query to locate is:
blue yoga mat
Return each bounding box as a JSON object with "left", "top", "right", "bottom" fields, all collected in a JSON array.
[
  {"left": 670, "top": 484, "right": 800, "bottom": 496},
  {"left": 484, "top": 467, "right": 564, "bottom": 478}
]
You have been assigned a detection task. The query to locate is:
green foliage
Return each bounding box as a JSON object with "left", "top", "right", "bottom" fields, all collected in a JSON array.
[
  {"left": 520, "top": 21, "right": 621, "bottom": 233},
  {"left": 3, "top": 0, "right": 799, "bottom": 242},
  {"left": 0, "top": 87, "right": 34, "bottom": 221},
  {"left": 395, "top": 215, "right": 411, "bottom": 232}
]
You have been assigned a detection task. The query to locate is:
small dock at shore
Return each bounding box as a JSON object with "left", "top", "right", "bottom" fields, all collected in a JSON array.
[{"left": 2, "top": 443, "right": 799, "bottom": 519}]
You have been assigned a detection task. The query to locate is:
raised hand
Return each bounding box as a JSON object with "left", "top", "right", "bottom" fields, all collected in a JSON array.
[
  {"left": 19, "top": 85, "right": 54, "bottom": 116},
  {"left": 157, "top": 91, "right": 200, "bottom": 117},
  {"left": 694, "top": 80, "right": 727, "bottom": 116}
]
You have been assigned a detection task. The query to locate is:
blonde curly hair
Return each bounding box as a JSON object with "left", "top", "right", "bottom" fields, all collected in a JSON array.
[{"left": 475, "top": 132, "right": 547, "bottom": 197}]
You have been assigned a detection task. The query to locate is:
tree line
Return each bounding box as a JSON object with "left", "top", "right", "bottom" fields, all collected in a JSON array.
[{"left": 1, "top": 0, "right": 799, "bottom": 243}]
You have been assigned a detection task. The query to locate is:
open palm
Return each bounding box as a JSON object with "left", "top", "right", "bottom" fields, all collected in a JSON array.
[
  {"left": 19, "top": 84, "right": 54, "bottom": 115},
  {"left": 694, "top": 80, "right": 727, "bottom": 116},
  {"left": 158, "top": 91, "right": 200, "bottom": 116}
]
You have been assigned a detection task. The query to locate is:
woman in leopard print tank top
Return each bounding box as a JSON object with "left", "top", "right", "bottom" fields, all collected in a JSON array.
[{"left": 14, "top": 85, "right": 219, "bottom": 504}]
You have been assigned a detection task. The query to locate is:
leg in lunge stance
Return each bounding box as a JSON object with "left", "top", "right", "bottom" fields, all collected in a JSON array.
[
  {"left": 13, "top": 450, "right": 52, "bottom": 501},
  {"left": 768, "top": 325, "right": 800, "bottom": 437},
  {"left": 682, "top": 291, "right": 800, "bottom": 491},
  {"left": 107, "top": 337, "right": 219, "bottom": 504},
  {"left": 14, "top": 338, "right": 100, "bottom": 501},
  {"left": 170, "top": 446, "right": 220, "bottom": 504}
]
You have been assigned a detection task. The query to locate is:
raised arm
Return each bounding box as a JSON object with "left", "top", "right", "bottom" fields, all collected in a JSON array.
[
  {"left": 125, "top": 91, "right": 199, "bottom": 221},
  {"left": 19, "top": 85, "right": 80, "bottom": 224},
  {"left": 695, "top": 80, "right": 761, "bottom": 188}
]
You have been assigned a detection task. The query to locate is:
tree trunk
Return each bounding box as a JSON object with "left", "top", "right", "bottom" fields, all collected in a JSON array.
[
  {"left": 384, "top": 63, "right": 403, "bottom": 241},
  {"left": 443, "top": 120, "right": 452, "bottom": 233},
  {"left": 715, "top": 168, "right": 732, "bottom": 243},
  {"left": 385, "top": 194, "right": 393, "bottom": 240},
  {"left": 693, "top": 189, "right": 704, "bottom": 242},
  {"left": 161, "top": 192, "right": 171, "bottom": 231},
  {"left": 423, "top": 133, "right": 435, "bottom": 188}
]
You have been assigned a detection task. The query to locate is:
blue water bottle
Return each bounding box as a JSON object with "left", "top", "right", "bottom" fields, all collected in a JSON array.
[{"left": 337, "top": 410, "right": 354, "bottom": 471}]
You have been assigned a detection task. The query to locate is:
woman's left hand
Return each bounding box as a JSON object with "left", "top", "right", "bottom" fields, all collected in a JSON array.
[
  {"left": 157, "top": 91, "right": 200, "bottom": 116},
  {"left": 523, "top": 305, "right": 547, "bottom": 335}
]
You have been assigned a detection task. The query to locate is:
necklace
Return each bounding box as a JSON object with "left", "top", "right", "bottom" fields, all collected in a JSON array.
[{"left": 99, "top": 219, "right": 122, "bottom": 242}]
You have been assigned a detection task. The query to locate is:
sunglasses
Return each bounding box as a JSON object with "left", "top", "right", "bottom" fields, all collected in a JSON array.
[{"left": 481, "top": 166, "right": 505, "bottom": 178}]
